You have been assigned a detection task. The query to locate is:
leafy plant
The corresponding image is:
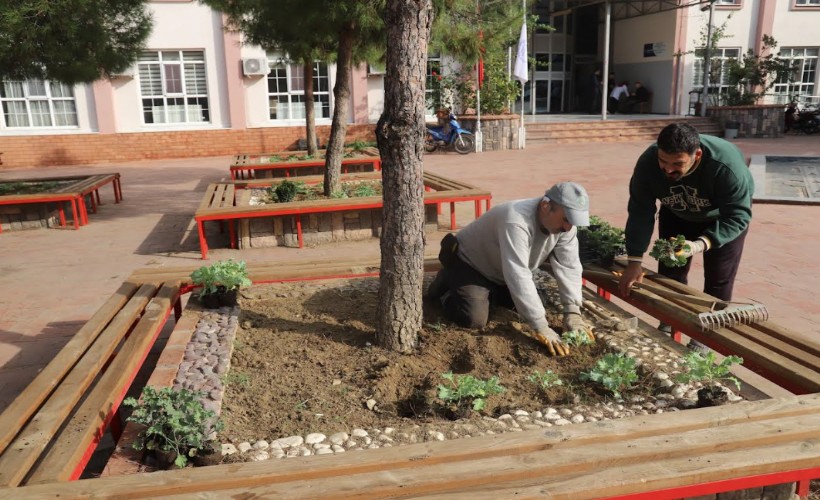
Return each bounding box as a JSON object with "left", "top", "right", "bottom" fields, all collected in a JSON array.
[
  {"left": 437, "top": 372, "right": 505, "bottom": 412},
  {"left": 676, "top": 351, "right": 743, "bottom": 391},
  {"left": 577, "top": 215, "right": 626, "bottom": 265},
  {"left": 123, "top": 386, "right": 223, "bottom": 468},
  {"left": 580, "top": 353, "right": 639, "bottom": 400},
  {"left": 562, "top": 329, "right": 594, "bottom": 347},
  {"left": 269, "top": 179, "right": 307, "bottom": 203},
  {"left": 190, "top": 259, "right": 252, "bottom": 296},
  {"left": 297, "top": 154, "right": 315, "bottom": 161},
  {"left": 528, "top": 370, "right": 563, "bottom": 391},
  {"left": 268, "top": 155, "right": 283, "bottom": 163},
  {"left": 330, "top": 190, "right": 348, "bottom": 199},
  {"left": 723, "top": 35, "right": 794, "bottom": 106},
  {"left": 351, "top": 183, "right": 378, "bottom": 198},
  {"left": 649, "top": 235, "right": 688, "bottom": 268},
  {"left": 346, "top": 140, "right": 375, "bottom": 152}
]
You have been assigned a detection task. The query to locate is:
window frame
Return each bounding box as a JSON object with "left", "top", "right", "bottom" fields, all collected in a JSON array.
[
  {"left": 0, "top": 80, "right": 79, "bottom": 129},
  {"left": 265, "top": 56, "right": 332, "bottom": 124},
  {"left": 136, "top": 50, "right": 211, "bottom": 126},
  {"left": 691, "top": 46, "right": 742, "bottom": 106},
  {"left": 773, "top": 47, "right": 818, "bottom": 104}
]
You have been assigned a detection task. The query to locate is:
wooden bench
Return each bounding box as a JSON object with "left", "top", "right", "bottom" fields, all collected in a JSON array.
[
  {"left": 583, "top": 262, "right": 820, "bottom": 395},
  {"left": 56, "top": 173, "right": 122, "bottom": 225},
  {"left": 230, "top": 153, "right": 381, "bottom": 180},
  {"left": 0, "top": 280, "right": 182, "bottom": 486},
  {"left": 193, "top": 172, "right": 492, "bottom": 259}
]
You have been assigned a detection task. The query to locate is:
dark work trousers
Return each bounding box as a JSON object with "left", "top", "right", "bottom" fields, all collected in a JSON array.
[
  {"left": 437, "top": 234, "right": 514, "bottom": 328},
  {"left": 657, "top": 207, "right": 748, "bottom": 301}
]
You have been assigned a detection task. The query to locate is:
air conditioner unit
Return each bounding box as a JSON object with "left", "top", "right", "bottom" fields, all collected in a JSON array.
[
  {"left": 110, "top": 68, "right": 135, "bottom": 79},
  {"left": 242, "top": 58, "right": 270, "bottom": 77}
]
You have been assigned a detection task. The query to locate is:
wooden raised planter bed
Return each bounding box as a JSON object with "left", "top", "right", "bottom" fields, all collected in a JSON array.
[
  {"left": 230, "top": 149, "right": 381, "bottom": 180},
  {"left": 194, "top": 171, "right": 492, "bottom": 259},
  {"left": 7, "top": 259, "right": 818, "bottom": 498},
  {"left": 0, "top": 173, "right": 121, "bottom": 233}
]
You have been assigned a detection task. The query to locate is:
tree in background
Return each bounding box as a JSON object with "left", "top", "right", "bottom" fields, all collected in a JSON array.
[
  {"left": 724, "top": 35, "right": 794, "bottom": 106},
  {"left": 375, "top": 0, "right": 432, "bottom": 353},
  {"left": 0, "top": 0, "right": 152, "bottom": 83}
]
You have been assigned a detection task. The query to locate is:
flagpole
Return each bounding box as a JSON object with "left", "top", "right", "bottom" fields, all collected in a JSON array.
[
  {"left": 516, "top": 0, "right": 527, "bottom": 149},
  {"left": 475, "top": 1, "right": 483, "bottom": 153}
]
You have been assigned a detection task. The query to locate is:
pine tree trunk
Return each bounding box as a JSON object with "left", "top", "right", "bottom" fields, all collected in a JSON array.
[
  {"left": 303, "top": 59, "right": 318, "bottom": 156},
  {"left": 323, "top": 26, "right": 354, "bottom": 196},
  {"left": 375, "top": 0, "right": 432, "bottom": 353}
]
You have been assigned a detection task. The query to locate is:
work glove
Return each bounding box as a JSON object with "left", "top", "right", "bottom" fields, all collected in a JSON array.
[
  {"left": 673, "top": 238, "right": 708, "bottom": 260},
  {"left": 534, "top": 326, "right": 570, "bottom": 357},
  {"left": 563, "top": 312, "right": 595, "bottom": 342}
]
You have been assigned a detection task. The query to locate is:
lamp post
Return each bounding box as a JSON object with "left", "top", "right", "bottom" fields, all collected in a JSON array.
[{"left": 700, "top": 0, "right": 716, "bottom": 117}]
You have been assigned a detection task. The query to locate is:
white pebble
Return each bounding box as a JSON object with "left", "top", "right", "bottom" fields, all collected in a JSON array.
[{"left": 305, "top": 433, "right": 326, "bottom": 445}]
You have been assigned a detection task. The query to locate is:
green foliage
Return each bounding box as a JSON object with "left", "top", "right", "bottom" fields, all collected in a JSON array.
[
  {"left": 268, "top": 155, "right": 283, "bottom": 163},
  {"left": 437, "top": 372, "right": 505, "bottom": 412},
  {"left": 577, "top": 215, "right": 626, "bottom": 265},
  {"left": 190, "top": 259, "right": 252, "bottom": 296},
  {"left": 723, "top": 35, "right": 794, "bottom": 106},
  {"left": 123, "top": 386, "right": 223, "bottom": 468},
  {"left": 649, "top": 235, "right": 689, "bottom": 268},
  {"left": 426, "top": 67, "right": 476, "bottom": 114},
  {"left": 0, "top": 0, "right": 153, "bottom": 82},
  {"left": 562, "top": 329, "right": 594, "bottom": 347},
  {"left": 528, "top": 370, "right": 563, "bottom": 390},
  {"left": 580, "top": 353, "right": 639, "bottom": 400},
  {"left": 298, "top": 154, "right": 315, "bottom": 161},
  {"left": 330, "top": 190, "right": 348, "bottom": 199},
  {"left": 270, "top": 180, "right": 307, "bottom": 203},
  {"left": 0, "top": 181, "right": 61, "bottom": 196},
  {"left": 676, "top": 351, "right": 744, "bottom": 390},
  {"left": 351, "top": 183, "right": 378, "bottom": 198},
  {"left": 346, "top": 140, "right": 376, "bottom": 152}
]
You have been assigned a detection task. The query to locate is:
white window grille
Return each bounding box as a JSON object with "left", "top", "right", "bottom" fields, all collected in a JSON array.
[
  {"left": 773, "top": 48, "right": 818, "bottom": 104},
  {"left": 795, "top": 0, "right": 820, "bottom": 6},
  {"left": 692, "top": 47, "right": 741, "bottom": 105},
  {"left": 0, "top": 80, "right": 78, "bottom": 128},
  {"left": 138, "top": 50, "right": 210, "bottom": 125},
  {"left": 266, "top": 58, "right": 330, "bottom": 121},
  {"left": 425, "top": 54, "right": 443, "bottom": 115}
]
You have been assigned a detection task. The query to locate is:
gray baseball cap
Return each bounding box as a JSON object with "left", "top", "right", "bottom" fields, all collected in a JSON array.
[{"left": 544, "top": 182, "right": 590, "bottom": 227}]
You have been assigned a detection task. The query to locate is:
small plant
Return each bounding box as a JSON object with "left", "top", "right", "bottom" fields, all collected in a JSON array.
[
  {"left": 528, "top": 370, "right": 563, "bottom": 390},
  {"left": 649, "top": 235, "right": 688, "bottom": 268},
  {"left": 346, "top": 140, "right": 375, "bottom": 152},
  {"left": 351, "top": 183, "right": 378, "bottom": 198},
  {"left": 297, "top": 154, "right": 315, "bottom": 161},
  {"left": 269, "top": 179, "right": 307, "bottom": 203},
  {"left": 676, "top": 351, "right": 744, "bottom": 391},
  {"left": 123, "top": 386, "right": 223, "bottom": 468},
  {"left": 580, "top": 353, "right": 639, "bottom": 400},
  {"left": 268, "top": 155, "right": 282, "bottom": 163},
  {"left": 330, "top": 190, "right": 348, "bottom": 199},
  {"left": 576, "top": 215, "right": 626, "bottom": 265},
  {"left": 190, "top": 259, "right": 251, "bottom": 296},
  {"left": 562, "top": 329, "right": 594, "bottom": 346},
  {"left": 437, "top": 372, "right": 505, "bottom": 412}
]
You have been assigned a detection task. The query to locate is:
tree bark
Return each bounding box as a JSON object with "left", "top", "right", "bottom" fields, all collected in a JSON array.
[
  {"left": 323, "top": 25, "right": 354, "bottom": 196},
  {"left": 375, "top": 0, "right": 432, "bottom": 353},
  {"left": 303, "top": 59, "right": 318, "bottom": 156}
]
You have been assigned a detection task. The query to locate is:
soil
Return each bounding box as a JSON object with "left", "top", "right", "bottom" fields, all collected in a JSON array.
[
  {"left": 218, "top": 273, "right": 658, "bottom": 444},
  {"left": 253, "top": 179, "right": 382, "bottom": 205}
]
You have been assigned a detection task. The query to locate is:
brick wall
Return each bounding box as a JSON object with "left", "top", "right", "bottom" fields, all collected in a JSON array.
[
  {"left": 707, "top": 105, "right": 784, "bottom": 139},
  {"left": 0, "top": 124, "right": 376, "bottom": 170},
  {"left": 458, "top": 114, "right": 521, "bottom": 151}
]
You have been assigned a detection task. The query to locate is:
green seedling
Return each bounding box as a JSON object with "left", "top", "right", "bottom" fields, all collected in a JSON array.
[
  {"left": 528, "top": 370, "right": 564, "bottom": 390},
  {"left": 676, "top": 351, "right": 744, "bottom": 391},
  {"left": 437, "top": 372, "right": 505, "bottom": 412},
  {"left": 580, "top": 353, "right": 639, "bottom": 400},
  {"left": 649, "top": 235, "right": 689, "bottom": 267},
  {"left": 562, "top": 329, "right": 594, "bottom": 346}
]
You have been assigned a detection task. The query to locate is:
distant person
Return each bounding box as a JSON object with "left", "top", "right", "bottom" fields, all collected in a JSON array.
[
  {"left": 608, "top": 81, "right": 629, "bottom": 113},
  {"left": 628, "top": 81, "right": 651, "bottom": 112},
  {"left": 588, "top": 70, "right": 602, "bottom": 114},
  {"left": 427, "top": 182, "right": 592, "bottom": 357}
]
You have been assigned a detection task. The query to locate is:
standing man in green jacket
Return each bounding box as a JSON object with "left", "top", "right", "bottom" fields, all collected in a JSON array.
[{"left": 618, "top": 123, "right": 753, "bottom": 348}]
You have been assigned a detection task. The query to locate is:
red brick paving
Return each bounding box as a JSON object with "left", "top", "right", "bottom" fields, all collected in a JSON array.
[{"left": 1, "top": 135, "right": 818, "bottom": 411}]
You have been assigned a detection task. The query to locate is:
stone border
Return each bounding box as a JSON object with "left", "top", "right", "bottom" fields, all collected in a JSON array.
[{"left": 749, "top": 154, "right": 820, "bottom": 205}]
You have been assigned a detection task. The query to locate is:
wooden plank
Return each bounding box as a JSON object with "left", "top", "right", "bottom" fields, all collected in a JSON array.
[
  {"left": 0, "top": 283, "right": 158, "bottom": 487},
  {"left": 210, "top": 184, "right": 228, "bottom": 210},
  {"left": 196, "top": 184, "right": 218, "bottom": 212},
  {"left": 10, "top": 396, "right": 820, "bottom": 497},
  {"left": 0, "top": 282, "right": 139, "bottom": 456},
  {"left": 220, "top": 184, "right": 235, "bottom": 208},
  {"left": 25, "top": 283, "right": 180, "bottom": 485}
]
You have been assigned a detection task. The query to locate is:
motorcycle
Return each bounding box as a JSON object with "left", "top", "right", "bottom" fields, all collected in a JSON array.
[
  {"left": 425, "top": 112, "right": 474, "bottom": 154},
  {"left": 785, "top": 100, "right": 820, "bottom": 135}
]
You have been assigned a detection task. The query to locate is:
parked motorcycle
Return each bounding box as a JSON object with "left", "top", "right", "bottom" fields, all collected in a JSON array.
[
  {"left": 425, "top": 112, "right": 474, "bottom": 154},
  {"left": 785, "top": 100, "right": 819, "bottom": 135}
]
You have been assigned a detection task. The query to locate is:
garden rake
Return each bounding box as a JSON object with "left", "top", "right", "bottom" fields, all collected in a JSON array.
[{"left": 583, "top": 270, "right": 769, "bottom": 330}]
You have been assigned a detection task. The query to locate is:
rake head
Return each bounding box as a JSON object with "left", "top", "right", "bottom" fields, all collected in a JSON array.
[{"left": 697, "top": 303, "right": 769, "bottom": 330}]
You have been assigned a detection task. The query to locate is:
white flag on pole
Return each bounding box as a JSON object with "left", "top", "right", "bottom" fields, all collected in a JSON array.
[{"left": 513, "top": 21, "right": 528, "bottom": 83}]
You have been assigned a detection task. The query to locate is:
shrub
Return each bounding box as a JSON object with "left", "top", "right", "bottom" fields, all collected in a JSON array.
[
  {"left": 270, "top": 180, "right": 307, "bottom": 203},
  {"left": 576, "top": 215, "right": 626, "bottom": 266},
  {"left": 580, "top": 353, "right": 638, "bottom": 399}
]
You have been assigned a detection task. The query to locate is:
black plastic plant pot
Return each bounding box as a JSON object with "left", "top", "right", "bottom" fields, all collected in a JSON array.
[{"left": 218, "top": 288, "right": 238, "bottom": 307}]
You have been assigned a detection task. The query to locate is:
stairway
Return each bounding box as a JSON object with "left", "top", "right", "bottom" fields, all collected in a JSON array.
[{"left": 525, "top": 116, "right": 722, "bottom": 144}]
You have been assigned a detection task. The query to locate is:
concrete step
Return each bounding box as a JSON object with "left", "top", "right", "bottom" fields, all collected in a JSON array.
[{"left": 526, "top": 117, "right": 723, "bottom": 144}]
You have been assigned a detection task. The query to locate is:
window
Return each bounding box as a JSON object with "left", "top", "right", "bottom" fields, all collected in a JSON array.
[
  {"left": 795, "top": 0, "right": 820, "bottom": 6},
  {"left": 715, "top": 0, "right": 740, "bottom": 5},
  {"left": 426, "top": 54, "right": 442, "bottom": 115},
  {"left": 692, "top": 47, "right": 741, "bottom": 105},
  {"left": 1, "top": 80, "right": 77, "bottom": 128},
  {"left": 773, "top": 48, "right": 818, "bottom": 103},
  {"left": 138, "top": 50, "right": 210, "bottom": 125},
  {"left": 267, "top": 59, "right": 330, "bottom": 121}
]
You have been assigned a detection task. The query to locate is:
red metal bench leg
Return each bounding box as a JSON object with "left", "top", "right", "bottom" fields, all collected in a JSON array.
[
  {"left": 90, "top": 192, "right": 98, "bottom": 214},
  {"left": 114, "top": 179, "right": 121, "bottom": 202},
  {"left": 58, "top": 205, "right": 66, "bottom": 228},
  {"left": 450, "top": 202, "right": 456, "bottom": 230},
  {"left": 296, "top": 215, "right": 304, "bottom": 248},
  {"left": 109, "top": 408, "right": 124, "bottom": 442},
  {"left": 672, "top": 330, "right": 683, "bottom": 343},
  {"left": 71, "top": 198, "right": 80, "bottom": 229},
  {"left": 174, "top": 297, "right": 182, "bottom": 321},
  {"left": 486, "top": 199, "right": 491, "bottom": 210},
  {"left": 95, "top": 188, "right": 102, "bottom": 206},
  {"left": 474, "top": 201, "right": 480, "bottom": 219},
  {"left": 597, "top": 287, "right": 611, "bottom": 300},
  {"left": 797, "top": 479, "right": 809, "bottom": 498},
  {"left": 229, "top": 221, "right": 236, "bottom": 249},
  {"left": 197, "top": 221, "right": 209, "bottom": 259}
]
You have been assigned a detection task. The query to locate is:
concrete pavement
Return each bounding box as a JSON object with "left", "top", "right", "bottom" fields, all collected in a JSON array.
[{"left": 1, "top": 134, "right": 819, "bottom": 411}]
